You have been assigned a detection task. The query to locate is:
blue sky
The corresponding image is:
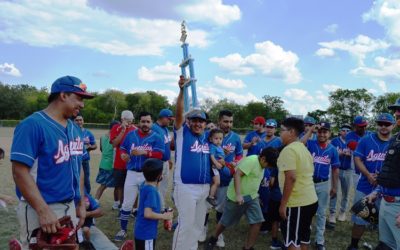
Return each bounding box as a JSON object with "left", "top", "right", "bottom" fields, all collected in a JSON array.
[{"left": 1, "top": 0, "right": 399, "bottom": 115}]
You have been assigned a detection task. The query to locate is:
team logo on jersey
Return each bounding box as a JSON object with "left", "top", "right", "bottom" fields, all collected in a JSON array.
[
  {"left": 260, "top": 177, "right": 270, "bottom": 187},
  {"left": 366, "top": 150, "right": 386, "bottom": 162},
  {"left": 54, "top": 137, "right": 84, "bottom": 164},
  {"left": 223, "top": 143, "right": 236, "bottom": 154},
  {"left": 190, "top": 140, "right": 210, "bottom": 153},
  {"left": 164, "top": 134, "right": 171, "bottom": 144},
  {"left": 130, "top": 143, "right": 153, "bottom": 153},
  {"left": 312, "top": 152, "right": 331, "bottom": 165}
]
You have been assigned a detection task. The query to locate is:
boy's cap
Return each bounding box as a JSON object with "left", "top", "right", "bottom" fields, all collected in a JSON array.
[
  {"left": 318, "top": 121, "right": 331, "bottom": 130},
  {"left": 266, "top": 119, "right": 277, "bottom": 127},
  {"left": 187, "top": 110, "right": 207, "bottom": 121},
  {"left": 353, "top": 116, "right": 368, "bottom": 127},
  {"left": 50, "top": 75, "right": 94, "bottom": 99},
  {"left": 376, "top": 113, "right": 395, "bottom": 124},
  {"left": 340, "top": 124, "right": 352, "bottom": 130},
  {"left": 304, "top": 116, "right": 316, "bottom": 125},
  {"left": 388, "top": 98, "right": 400, "bottom": 110},
  {"left": 121, "top": 110, "right": 134, "bottom": 120},
  {"left": 159, "top": 109, "right": 174, "bottom": 118},
  {"left": 252, "top": 116, "right": 266, "bottom": 125}
]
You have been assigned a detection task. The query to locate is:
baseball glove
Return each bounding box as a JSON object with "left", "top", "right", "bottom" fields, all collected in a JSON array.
[
  {"left": 351, "top": 197, "right": 379, "bottom": 225},
  {"left": 29, "top": 216, "right": 77, "bottom": 250}
]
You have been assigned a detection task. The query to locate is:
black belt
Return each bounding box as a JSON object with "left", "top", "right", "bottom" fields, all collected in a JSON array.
[
  {"left": 49, "top": 198, "right": 73, "bottom": 204},
  {"left": 313, "top": 177, "right": 328, "bottom": 183}
]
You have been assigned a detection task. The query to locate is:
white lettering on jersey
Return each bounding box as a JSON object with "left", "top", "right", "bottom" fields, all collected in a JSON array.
[
  {"left": 190, "top": 140, "right": 210, "bottom": 153},
  {"left": 223, "top": 143, "right": 236, "bottom": 154},
  {"left": 366, "top": 150, "right": 386, "bottom": 162},
  {"left": 312, "top": 152, "right": 331, "bottom": 165},
  {"left": 130, "top": 143, "right": 153, "bottom": 153},
  {"left": 54, "top": 137, "right": 84, "bottom": 164}
]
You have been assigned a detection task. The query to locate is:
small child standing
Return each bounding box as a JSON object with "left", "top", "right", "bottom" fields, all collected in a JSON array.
[
  {"left": 134, "top": 158, "right": 173, "bottom": 250},
  {"left": 207, "top": 129, "right": 225, "bottom": 207}
]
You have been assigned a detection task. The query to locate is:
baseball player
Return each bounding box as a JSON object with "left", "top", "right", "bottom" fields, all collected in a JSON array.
[
  {"left": 114, "top": 111, "right": 164, "bottom": 241},
  {"left": 299, "top": 116, "right": 317, "bottom": 140},
  {"left": 74, "top": 114, "right": 97, "bottom": 194},
  {"left": 10, "top": 75, "right": 94, "bottom": 249},
  {"left": 172, "top": 76, "right": 211, "bottom": 250},
  {"left": 243, "top": 116, "right": 266, "bottom": 156},
  {"left": 151, "top": 108, "right": 174, "bottom": 209},
  {"left": 256, "top": 119, "right": 283, "bottom": 153},
  {"left": 347, "top": 113, "right": 394, "bottom": 250}
]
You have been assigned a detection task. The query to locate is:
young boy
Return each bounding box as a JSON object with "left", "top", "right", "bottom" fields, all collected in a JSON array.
[
  {"left": 80, "top": 192, "right": 104, "bottom": 249},
  {"left": 207, "top": 129, "right": 225, "bottom": 206},
  {"left": 205, "top": 147, "right": 278, "bottom": 250},
  {"left": 134, "top": 158, "right": 173, "bottom": 250}
]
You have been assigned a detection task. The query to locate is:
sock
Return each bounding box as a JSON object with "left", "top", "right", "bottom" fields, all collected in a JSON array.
[
  {"left": 272, "top": 237, "right": 278, "bottom": 243},
  {"left": 351, "top": 238, "right": 359, "bottom": 248},
  {"left": 216, "top": 212, "right": 222, "bottom": 223},
  {"left": 120, "top": 210, "right": 130, "bottom": 231}
]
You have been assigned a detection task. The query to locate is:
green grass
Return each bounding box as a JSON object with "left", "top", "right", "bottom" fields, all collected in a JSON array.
[{"left": 0, "top": 127, "right": 378, "bottom": 249}]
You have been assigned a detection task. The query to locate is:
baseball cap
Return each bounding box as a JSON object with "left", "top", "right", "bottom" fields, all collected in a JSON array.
[
  {"left": 340, "top": 124, "right": 352, "bottom": 131},
  {"left": 187, "top": 110, "right": 207, "bottom": 121},
  {"left": 388, "top": 98, "right": 400, "bottom": 110},
  {"left": 121, "top": 110, "right": 134, "bottom": 120},
  {"left": 266, "top": 119, "right": 277, "bottom": 127},
  {"left": 50, "top": 76, "right": 94, "bottom": 99},
  {"left": 318, "top": 121, "right": 331, "bottom": 130},
  {"left": 252, "top": 116, "right": 266, "bottom": 125},
  {"left": 353, "top": 116, "right": 368, "bottom": 127},
  {"left": 376, "top": 113, "right": 395, "bottom": 124},
  {"left": 304, "top": 116, "right": 316, "bottom": 125},
  {"left": 159, "top": 109, "right": 174, "bottom": 118}
]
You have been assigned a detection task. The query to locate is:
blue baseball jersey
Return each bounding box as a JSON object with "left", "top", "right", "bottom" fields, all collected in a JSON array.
[
  {"left": 244, "top": 130, "right": 266, "bottom": 156},
  {"left": 134, "top": 184, "right": 161, "bottom": 240},
  {"left": 210, "top": 143, "right": 224, "bottom": 161},
  {"left": 330, "top": 137, "right": 352, "bottom": 170},
  {"left": 174, "top": 124, "right": 211, "bottom": 184},
  {"left": 152, "top": 123, "right": 172, "bottom": 161},
  {"left": 354, "top": 133, "right": 390, "bottom": 194},
  {"left": 306, "top": 140, "right": 340, "bottom": 180},
  {"left": 220, "top": 131, "right": 243, "bottom": 186},
  {"left": 81, "top": 128, "right": 95, "bottom": 161},
  {"left": 269, "top": 168, "right": 282, "bottom": 201},
  {"left": 10, "top": 111, "right": 84, "bottom": 203},
  {"left": 120, "top": 130, "right": 164, "bottom": 172},
  {"left": 256, "top": 136, "right": 283, "bottom": 154},
  {"left": 346, "top": 130, "right": 371, "bottom": 174},
  {"left": 258, "top": 168, "right": 272, "bottom": 212},
  {"left": 300, "top": 132, "right": 317, "bottom": 141}
]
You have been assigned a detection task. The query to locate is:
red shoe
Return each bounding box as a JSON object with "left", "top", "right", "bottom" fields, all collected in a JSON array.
[
  {"left": 9, "top": 238, "right": 22, "bottom": 250},
  {"left": 120, "top": 240, "right": 134, "bottom": 250}
]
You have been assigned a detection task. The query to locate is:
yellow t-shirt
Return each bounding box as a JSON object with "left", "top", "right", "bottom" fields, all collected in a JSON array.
[{"left": 277, "top": 141, "right": 317, "bottom": 207}]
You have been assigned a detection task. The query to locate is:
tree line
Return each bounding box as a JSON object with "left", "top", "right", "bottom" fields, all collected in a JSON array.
[{"left": 0, "top": 82, "right": 399, "bottom": 130}]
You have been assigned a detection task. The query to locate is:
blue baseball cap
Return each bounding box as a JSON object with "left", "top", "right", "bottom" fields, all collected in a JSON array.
[
  {"left": 159, "top": 109, "right": 174, "bottom": 118},
  {"left": 376, "top": 113, "right": 395, "bottom": 124},
  {"left": 50, "top": 75, "right": 94, "bottom": 99},
  {"left": 340, "top": 124, "right": 352, "bottom": 131},
  {"left": 304, "top": 116, "right": 316, "bottom": 125},
  {"left": 187, "top": 110, "right": 207, "bottom": 121},
  {"left": 353, "top": 116, "right": 368, "bottom": 127},
  {"left": 266, "top": 119, "right": 277, "bottom": 127},
  {"left": 319, "top": 121, "right": 331, "bottom": 130},
  {"left": 388, "top": 98, "right": 400, "bottom": 110}
]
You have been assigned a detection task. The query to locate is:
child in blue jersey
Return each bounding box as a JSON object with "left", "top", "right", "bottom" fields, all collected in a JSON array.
[
  {"left": 80, "top": 192, "right": 103, "bottom": 249},
  {"left": 134, "top": 158, "right": 173, "bottom": 250},
  {"left": 207, "top": 129, "right": 225, "bottom": 207}
]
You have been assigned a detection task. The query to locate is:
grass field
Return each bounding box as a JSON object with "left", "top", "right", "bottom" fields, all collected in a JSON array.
[{"left": 0, "top": 127, "right": 378, "bottom": 249}]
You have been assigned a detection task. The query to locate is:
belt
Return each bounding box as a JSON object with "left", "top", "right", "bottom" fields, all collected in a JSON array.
[
  {"left": 313, "top": 177, "right": 328, "bottom": 183},
  {"left": 49, "top": 198, "right": 73, "bottom": 204},
  {"left": 383, "top": 195, "right": 400, "bottom": 203}
]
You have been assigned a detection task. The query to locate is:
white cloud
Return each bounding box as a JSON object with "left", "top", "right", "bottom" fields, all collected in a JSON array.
[
  {"left": 315, "top": 48, "right": 335, "bottom": 57},
  {"left": 198, "top": 86, "right": 259, "bottom": 105},
  {"left": 283, "top": 88, "right": 330, "bottom": 115},
  {"left": 214, "top": 76, "right": 246, "bottom": 89},
  {"left": 363, "top": 0, "right": 400, "bottom": 46},
  {"left": 284, "top": 88, "right": 313, "bottom": 102},
  {"left": 155, "top": 89, "right": 178, "bottom": 104},
  {"left": 210, "top": 41, "right": 302, "bottom": 84},
  {"left": 325, "top": 24, "right": 338, "bottom": 34},
  {"left": 322, "top": 84, "right": 341, "bottom": 92},
  {"left": 138, "top": 62, "right": 180, "bottom": 82},
  {"left": 0, "top": 0, "right": 209, "bottom": 56},
  {"left": 179, "top": 0, "right": 241, "bottom": 26},
  {"left": 373, "top": 79, "right": 388, "bottom": 93},
  {"left": 351, "top": 56, "right": 400, "bottom": 79},
  {"left": 0, "top": 63, "right": 22, "bottom": 77},
  {"left": 316, "top": 35, "right": 390, "bottom": 64}
]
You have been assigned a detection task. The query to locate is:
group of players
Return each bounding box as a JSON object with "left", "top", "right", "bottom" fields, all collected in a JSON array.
[{"left": 7, "top": 75, "right": 400, "bottom": 250}]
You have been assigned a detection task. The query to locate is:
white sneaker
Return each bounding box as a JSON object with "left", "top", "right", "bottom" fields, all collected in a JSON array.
[
  {"left": 216, "top": 234, "right": 225, "bottom": 248},
  {"left": 112, "top": 202, "right": 120, "bottom": 210},
  {"left": 198, "top": 225, "right": 207, "bottom": 242},
  {"left": 328, "top": 213, "right": 336, "bottom": 224},
  {"left": 338, "top": 212, "right": 346, "bottom": 222}
]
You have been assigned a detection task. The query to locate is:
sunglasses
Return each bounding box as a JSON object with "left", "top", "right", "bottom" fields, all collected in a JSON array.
[{"left": 377, "top": 122, "right": 392, "bottom": 127}]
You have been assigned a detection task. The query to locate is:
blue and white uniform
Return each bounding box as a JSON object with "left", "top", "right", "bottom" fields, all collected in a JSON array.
[
  {"left": 81, "top": 128, "right": 95, "bottom": 193},
  {"left": 173, "top": 124, "right": 211, "bottom": 250},
  {"left": 306, "top": 139, "right": 340, "bottom": 245},
  {"left": 210, "top": 143, "right": 224, "bottom": 176},
  {"left": 243, "top": 130, "right": 266, "bottom": 156},
  {"left": 256, "top": 136, "right": 283, "bottom": 154}
]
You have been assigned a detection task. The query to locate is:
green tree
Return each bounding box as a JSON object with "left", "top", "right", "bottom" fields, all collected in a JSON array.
[
  {"left": 307, "top": 109, "right": 328, "bottom": 123},
  {"left": 372, "top": 92, "right": 400, "bottom": 116},
  {"left": 262, "top": 95, "right": 289, "bottom": 122},
  {"left": 126, "top": 91, "right": 170, "bottom": 119}
]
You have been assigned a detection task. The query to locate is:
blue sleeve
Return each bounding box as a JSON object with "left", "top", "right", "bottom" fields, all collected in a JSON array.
[
  {"left": 243, "top": 132, "right": 252, "bottom": 143},
  {"left": 144, "top": 189, "right": 159, "bottom": 210},
  {"left": 354, "top": 137, "right": 367, "bottom": 159},
  {"left": 306, "top": 139, "right": 313, "bottom": 150},
  {"left": 10, "top": 120, "right": 41, "bottom": 168},
  {"left": 87, "top": 193, "right": 100, "bottom": 210},
  {"left": 271, "top": 168, "right": 278, "bottom": 178},
  {"left": 331, "top": 147, "right": 340, "bottom": 168},
  {"left": 153, "top": 134, "right": 165, "bottom": 154},
  {"left": 120, "top": 131, "right": 133, "bottom": 152},
  {"left": 88, "top": 130, "right": 96, "bottom": 145},
  {"left": 209, "top": 145, "right": 217, "bottom": 157}
]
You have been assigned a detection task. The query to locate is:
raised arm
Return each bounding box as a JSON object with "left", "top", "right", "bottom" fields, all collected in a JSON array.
[{"left": 175, "top": 76, "right": 185, "bottom": 130}]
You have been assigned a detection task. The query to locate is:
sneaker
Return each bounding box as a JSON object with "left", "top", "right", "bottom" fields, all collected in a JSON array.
[
  {"left": 9, "top": 238, "right": 22, "bottom": 250},
  {"left": 270, "top": 240, "right": 285, "bottom": 249},
  {"left": 130, "top": 209, "right": 137, "bottom": 218},
  {"left": 112, "top": 202, "right": 120, "bottom": 210},
  {"left": 259, "top": 229, "right": 269, "bottom": 235},
  {"left": 316, "top": 243, "right": 326, "bottom": 250},
  {"left": 206, "top": 196, "right": 218, "bottom": 207},
  {"left": 114, "top": 230, "right": 127, "bottom": 242},
  {"left": 198, "top": 225, "right": 208, "bottom": 242},
  {"left": 204, "top": 236, "right": 217, "bottom": 250},
  {"left": 120, "top": 240, "right": 134, "bottom": 250},
  {"left": 338, "top": 212, "right": 346, "bottom": 222},
  {"left": 325, "top": 222, "right": 335, "bottom": 230},
  {"left": 216, "top": 234, "right": 225, "bottom": 247},
  {"left": 328, "top": 213, "right": 336, "bottom": 224},
  {"left": 362, "top": 242, "right": 373, "bottom": 250}
]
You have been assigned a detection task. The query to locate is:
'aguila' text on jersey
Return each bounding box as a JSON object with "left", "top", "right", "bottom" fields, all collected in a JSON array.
[{"left": 306, "top": 140, "right": 340, "bottom": 180}]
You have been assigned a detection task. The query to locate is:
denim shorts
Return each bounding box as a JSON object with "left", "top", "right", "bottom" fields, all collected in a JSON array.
[
  {"left": 220, "top": 197, "right": 264, "bottom": 227},
  {"left": 96, "top": 168, "right": 115, "bottom": 187}
]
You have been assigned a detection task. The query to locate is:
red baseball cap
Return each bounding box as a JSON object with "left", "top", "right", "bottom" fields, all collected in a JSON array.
[{"left": 252, "top": 116, "right": 266, "bottom": 125}]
